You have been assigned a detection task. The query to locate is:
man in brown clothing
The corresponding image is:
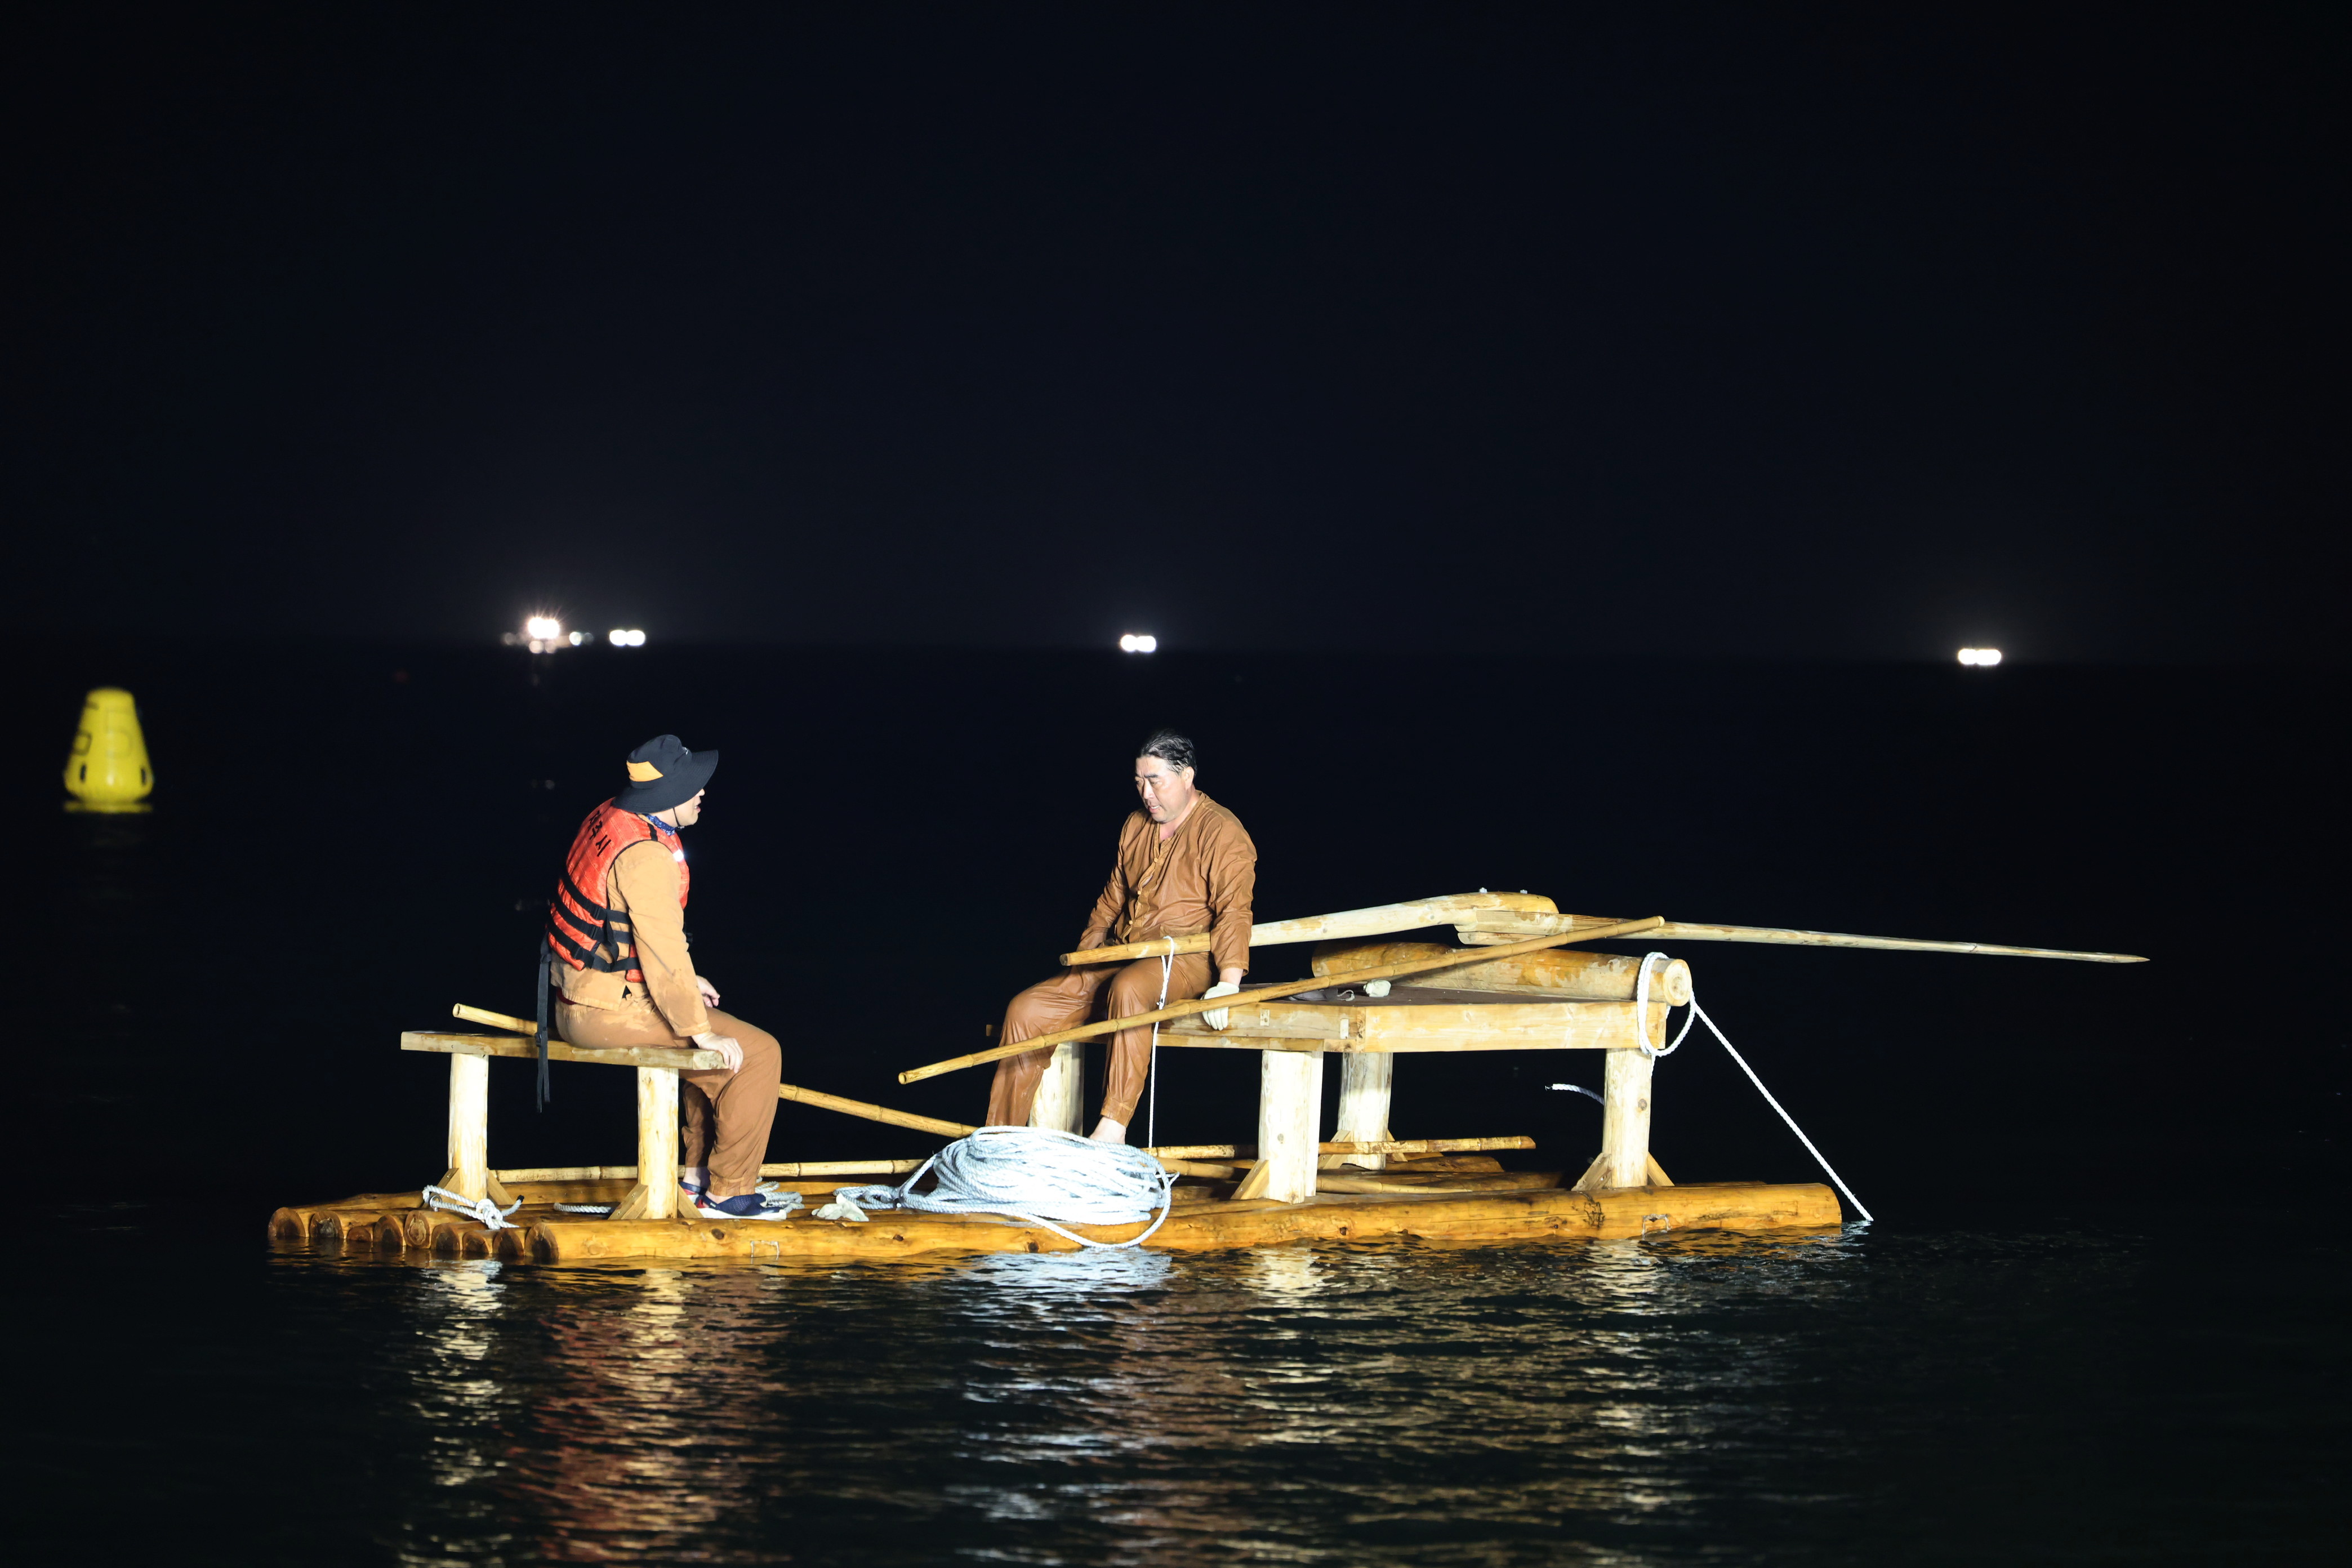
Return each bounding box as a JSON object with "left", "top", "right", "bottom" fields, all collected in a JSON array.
[
  {"left": 986, "top": 728, "right": 1257, "bottom": 1142},
  {"left": 547, "top": 734, "right": 788, "bottom": 1220}
]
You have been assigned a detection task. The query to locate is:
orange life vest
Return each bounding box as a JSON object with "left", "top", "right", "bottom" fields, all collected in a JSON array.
[{"left": 547, "top": 801, "right": 690, "bottom": 983}]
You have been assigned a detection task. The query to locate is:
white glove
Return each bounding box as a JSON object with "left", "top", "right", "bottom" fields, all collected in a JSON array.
[{"left": 1201, "top": 981, "right": 1240, "bottom": 1031}]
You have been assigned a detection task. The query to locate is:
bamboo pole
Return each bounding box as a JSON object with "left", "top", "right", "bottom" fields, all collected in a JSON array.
[
  {"left": 1143, "top": 1135, "right": 1533, "bottom": 1160},
  {"left": 454, "top": 1003, "right": 536, "bottom": 1033},
  {"left": 1058, "top": 892, "right": 1559, "bottom": 966},
  {"left": 488, "top": 1159, "right": 929, "bottom": 1182},
  {"left": 901, "top": 915, "right": 1665, "bottom": 1083},
  {"left": 1651, "top": 921, "right": 2145, "bottom": 962},
  {"left": 777, "top": 1081, "right": 975, "bottom": 1139},
  {"left": 762, "top": 1160, "right": 924, "bottom": 1178},
  {"left": 1457, "top": 913, "right": 2144, "bottom": 963}
]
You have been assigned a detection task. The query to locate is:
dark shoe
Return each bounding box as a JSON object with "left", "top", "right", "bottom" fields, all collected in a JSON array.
[{"left": 695, "top": 1190, "right": 792, "bottom": 1222}]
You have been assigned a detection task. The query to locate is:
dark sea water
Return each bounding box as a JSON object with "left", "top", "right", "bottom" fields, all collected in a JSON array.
[{"left": 8, "top": 643, "right": 2345, "bottom": 1564}]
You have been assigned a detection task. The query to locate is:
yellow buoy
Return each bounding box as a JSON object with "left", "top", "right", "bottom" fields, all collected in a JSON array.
[{"left": 64, "top": 687, "right": 154, "bottom": 813}]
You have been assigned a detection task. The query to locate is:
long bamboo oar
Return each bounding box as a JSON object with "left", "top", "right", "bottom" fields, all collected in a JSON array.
[
  {"left": 776, "top": 1083, "right": 975, "bottom": 1138},
  {"left": 898, "top": 915, "right": 1665, "bottom": 1084},
  {"left": 1459, "top": 915, "right": 2145, "bottom": 963},
  {"left": 1649, "top": 920, "right": 2144, "bottom": 962}
]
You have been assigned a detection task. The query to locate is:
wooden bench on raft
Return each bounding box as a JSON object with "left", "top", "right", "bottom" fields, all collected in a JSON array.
[
  {"left": 898, "top": 884, "right": 2140, "bottom": 1205},
  {"left": 401, "top": 1008, "right": 724, "bottom": 1220},
  {"left": 897, "top": 896, "right": 1693, "bottom": 1204}
]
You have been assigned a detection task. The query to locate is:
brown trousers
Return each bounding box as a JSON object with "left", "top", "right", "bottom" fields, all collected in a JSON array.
[
  {"left": 985, "top": 952, "right": 1211, "bottom": 1129},
  {"left": 555, "top": 997, "right": 782, "bottom": 1198}
]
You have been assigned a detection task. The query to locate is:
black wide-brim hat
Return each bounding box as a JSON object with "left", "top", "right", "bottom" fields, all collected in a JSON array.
[{"left": 611, "top": 734, "right": 719, "bottom": 815}]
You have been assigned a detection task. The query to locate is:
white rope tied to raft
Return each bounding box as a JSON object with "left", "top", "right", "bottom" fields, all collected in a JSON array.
[
  {"left": 1610, "top": 955, "right": 1874, "bottom": 1223},
  {"left": 1147, "top": 937, "right": 1175, "bottom": 1147},
  {"left": 830, "top": 1125, "right": 1179, "bottom": 1249},
  {"left": 422, "top": 1185, "right": 524, "bottom": 1231},
  {"left": 1635, "top": 952, "right": 1699, "bottom": 1059},
  {"left": 1682, "top": 997, "right": 1874, "bottom": 1222}
]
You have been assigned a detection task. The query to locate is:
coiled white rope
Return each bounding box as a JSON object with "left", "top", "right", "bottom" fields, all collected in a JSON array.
[
  {"left": 828, "top": 1125, "right": 1179, "bottom": 1249},
  {"left": 422, "top": 1185, "right": 524, "bottom": 1231}
]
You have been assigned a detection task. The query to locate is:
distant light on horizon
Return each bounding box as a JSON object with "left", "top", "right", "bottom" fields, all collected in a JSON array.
[
  {"left": 1957, "top": 647, "right": 2003, "bottom": 666},
  {"left": 1119, "top": 632, "right": 1158, "bottom": 653},
  {"left": 525, "top": 615, "right": 562, "bottom": 640},
  {"left": 609, "top": 628, "right": 647, "bottom": 647}
]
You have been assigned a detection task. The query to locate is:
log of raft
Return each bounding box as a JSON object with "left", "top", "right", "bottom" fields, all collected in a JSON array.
[
  {"left": 507, "top": 1180, "right": 1842, "bottom": 1261},
  {"left": 1059, "top": 891, "right": 1560, "bottom": 966},
  {"left": 1312, "top": 941, "right": 1693, "bottom": 1004}
]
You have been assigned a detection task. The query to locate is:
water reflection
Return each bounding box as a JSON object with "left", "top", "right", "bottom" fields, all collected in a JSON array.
[{"left": 357, "top": 1232, "right": 1886, "bottom": 1565}]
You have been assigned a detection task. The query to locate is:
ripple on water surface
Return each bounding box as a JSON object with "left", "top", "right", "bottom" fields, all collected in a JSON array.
[{"left": 24, "top": 1223, "right": 2275, "bottom": 1566}]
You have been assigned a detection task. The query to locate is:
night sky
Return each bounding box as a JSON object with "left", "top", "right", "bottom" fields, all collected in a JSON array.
[{"left": 7, "top": 5, "right": 2341, "bottom": 660}]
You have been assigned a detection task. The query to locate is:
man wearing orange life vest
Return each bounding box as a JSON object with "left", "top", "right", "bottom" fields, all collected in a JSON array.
[
  {"left": 548, "top": 734, "right": 789, "bottom": 1220},
  {"left": 986, "top": 728, "right": 1257, "bottom": 1143}
]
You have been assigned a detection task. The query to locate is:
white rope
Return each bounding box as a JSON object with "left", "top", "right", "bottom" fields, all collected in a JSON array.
[
  {"left": 1575, "top": 956, "right": 1874, "bottom": 1223},
  {"left": 752, "top": 1182, "right": 808, "bottom": 1217},
  {"left": 422, "top": 1185, "right": 525, "bottom": 1231},
  {"left": 1635, "top": 952, "right": 1699, "bottom": 1059},
  {"left": 1147, "top": 937, "right": 1175, "bottom": 1147},
  {"left": 1684, "top": 999, "right": 1874, "bottom": 1222},
  {"left": 830, "top": 1125, "right": 1179, "bottom": 1249},
  {"left": 552, "top": 1203, "right": 612, "bottom": 1214}
]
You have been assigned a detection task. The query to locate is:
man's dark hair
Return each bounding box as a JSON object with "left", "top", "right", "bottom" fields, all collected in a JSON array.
[{"left": 1136, "top": 728, "right": 1195, "bottom": 770}]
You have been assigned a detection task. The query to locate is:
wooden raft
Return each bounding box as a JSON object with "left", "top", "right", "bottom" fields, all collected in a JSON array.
[
  {"left": 272, "top": 889, "right": 1953, "bottom": 1261},
  {"left": 271, "top": 1169, "right": 1841, "bottom": 1262}
]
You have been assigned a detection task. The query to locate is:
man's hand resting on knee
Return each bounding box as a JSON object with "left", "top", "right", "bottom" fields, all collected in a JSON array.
[{"left": 693, "top": 1031, "right": 743, "bottom": 1072}]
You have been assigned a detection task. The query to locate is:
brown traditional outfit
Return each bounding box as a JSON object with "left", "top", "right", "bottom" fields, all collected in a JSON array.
[
  {"left": 986, "top": 792, "right": 1257, "bottom": 1128},
  {"left": 553, "top": 835, "right": 782, "bottom": 1198}
]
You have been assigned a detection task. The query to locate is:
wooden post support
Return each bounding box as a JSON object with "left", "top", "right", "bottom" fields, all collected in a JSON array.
[
  {"left": 1593, "top": 1048, "right": 1655, "bottom": 1190},
  {"left": 1236, "top": 1048, "right": 1323, "bottom": 1202},
  {"left": 1030, "top": 1043, "right": 1085, "bottom": 1133},
  {"left": 626, "top": 1066, "right": 681, "bottom": 1221},
  {"left": 444, "top": 1052, "right": 489, "bottom": 1201},
  {"left": 1324, "top": 1053, "right": 1393, "bottom": 1170}
]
